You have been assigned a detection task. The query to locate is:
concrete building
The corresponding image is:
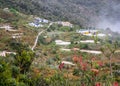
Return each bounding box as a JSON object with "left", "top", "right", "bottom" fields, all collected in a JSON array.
[{"left": 55, "top": 40, "right": 71, "bottom": 46}]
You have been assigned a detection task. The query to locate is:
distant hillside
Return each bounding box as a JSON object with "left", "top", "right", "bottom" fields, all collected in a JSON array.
[{"left": 0, "top": 0, "right": 120, "bottom": 27}]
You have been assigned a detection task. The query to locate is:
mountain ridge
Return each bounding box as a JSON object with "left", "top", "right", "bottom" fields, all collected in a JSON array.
[{"left": 0, "top": 0, "right": 120, "bottom": 28}]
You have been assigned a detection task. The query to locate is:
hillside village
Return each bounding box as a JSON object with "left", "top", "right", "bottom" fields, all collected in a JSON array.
[
  {"left": 0, "top": 7, "right": 120, "bottom": 86},
  {"left": 0, "top": 14, "right": 110, "bottom": 56}
]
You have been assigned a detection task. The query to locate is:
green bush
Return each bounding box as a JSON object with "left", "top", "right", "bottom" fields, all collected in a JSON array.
[
  {"left": 11, "top": 66, "right": 20, "bottom": 78},
  {"left": 73, "top": 69, "right": 80, "bottom": 76},
  {"left": 49, "top": 73, "right": 66, "bottom": 86},
  {"left": 14, "top": 50, "right": 34, "bottom": 73}
]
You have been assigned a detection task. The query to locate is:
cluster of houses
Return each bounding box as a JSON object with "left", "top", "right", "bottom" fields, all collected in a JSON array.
[
  {"left": 29, "top": 17, "right": 49, "bottom": 28},
  {"left": 76, "top": 28, "right": 107, "bottom": 37},
  {"left": 57, "top": 21, "right": 73, "bottom": 27},
  {"left": 28, "top": 16, "right": 74, "bottom": 28}
]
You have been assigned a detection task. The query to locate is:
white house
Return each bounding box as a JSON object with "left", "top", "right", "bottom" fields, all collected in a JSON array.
[
  {"left": 29, "top": 17, "right": 49, "bottom": 27},
  {"left": 0, "top": 51, "right": 6, "bottom": 57},
  {"left": 0, "top": 51, "right": 16, "bottom": 57},
  {"left": 12, "top": 33, "right": 23, "bottom": 39},
  {"left": 12, "top": 36, "right": 21, "bottom": 39},
  {"left": 34, "top": 17, "right": 43, "bottom": 23},
  {"left": 29, "top": 22, "right": 43, "bottom": 27},
  {"left": 97, "top": 33, "right": 106, "bottom": 37},
  {"left": 79, "top": 40, "right": 100, "bottom": 43},
  {"left": 55, "top": 40, "right": 71, "bottom": 46},
  {"left": 62, "top": 61, "right": 75, "bottom": 66},
  {"left": 77, "top": 29, "right": 98, "bottom": 34},
  {"left": 57, "top": 21, "right": 73, "bottom": 27},
  {"left": 3, "top": 8, "right": 10, "bottom": 12},
  {"left": 60, "top": 48, "right": 71, "bottom": 52},
  {"left": 0, "top": 25, "right": 17, "bottom": 31},
  {"left": 83, "top": 33, "right": 106, "bottom": 37},
  {"left": 42, "top": 19, "right": 49, "bottom": 23},
  {"left": 80, "top": 50, "right": 102, "bottom": 54},
  {"left": 34, "top": 17, "right": 49, "bottom": 23},
  {"left": 77, "top": 29, "right": 107, "bottom": 37}
]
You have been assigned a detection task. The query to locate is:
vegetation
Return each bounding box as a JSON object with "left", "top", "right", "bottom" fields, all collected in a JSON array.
[
  {"left": 1, "top": 0, "right": 120, "bottom": 26},
  {"left": 0, "top": 2, "right": 120, "bottom": 86}
]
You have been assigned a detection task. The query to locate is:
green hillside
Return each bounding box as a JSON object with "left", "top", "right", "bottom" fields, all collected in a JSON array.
[
  {"left": 1, "top": 0, "right": 120, "bottom": 26},
  {"left": 0, "top": 1, "right": 120, "bottom": 86}
]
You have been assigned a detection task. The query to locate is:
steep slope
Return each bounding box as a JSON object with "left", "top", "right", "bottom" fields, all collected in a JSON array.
[{"left": 0, "top": 0, "right": 120, "bottom": 27}]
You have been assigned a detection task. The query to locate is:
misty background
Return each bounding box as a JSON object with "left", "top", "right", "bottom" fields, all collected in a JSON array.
[
  {"left": 0, "top": 0, "right": 120, "bottom": 32},
  {"left": 96, "top": 0, "right": 120, "bottom": 32}
]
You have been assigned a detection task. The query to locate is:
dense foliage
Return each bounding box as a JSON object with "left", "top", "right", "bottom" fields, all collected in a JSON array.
[
  {"left": 0, "top": 1, "right": 120, "bottom": 85},
  {"left": 0, "top": 0, "right": 120, "bottom": 26}
]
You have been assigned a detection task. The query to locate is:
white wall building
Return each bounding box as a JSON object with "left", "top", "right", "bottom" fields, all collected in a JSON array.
[
  {"left": 0, "top": 51, "right": 16, "bottom": 57},
  {"left": 77, "top": 29, "right": 98, "bottom": 34},
  {"left": 57, "top": 21, "right": 73, "bottom": 27},
  {"left": 55, "top": 40, "right": 71, "bottom": 46},
  {"left": 79, "top": 40, "right": 100, "bottom": 43},
  {"left": 29, "top": 23, "right": 43, "bottom": 27}
]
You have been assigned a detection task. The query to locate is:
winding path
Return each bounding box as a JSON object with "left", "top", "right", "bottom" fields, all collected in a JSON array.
[
  {"left": 31, "top": 30, "right": 45, "bottom": 51},
  {"left": 31, "top": 22, "right": 53, "bottom": 51}
]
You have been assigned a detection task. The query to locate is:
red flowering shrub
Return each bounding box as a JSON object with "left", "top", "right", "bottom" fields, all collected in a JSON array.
[
  {"left": 72, "top": 55, "right": 79, "bottom": 63},
  {"left": 95, "top": 82, "right": 101, "bottom": 86},
  {"left": 79, "top": 56, "right": 83, "bottom": 64},
  {"left": 113, "top": 81, "right": 119, "bottom": 86},
  {"left": 97, "top": 61, "right": 103, "bottom": 67},
  {"left": 91, "top": 69, "right": 99, "bottom": 76},
  {"left": 59, "top": 63, "right": 64, "bottom": 71},
  {"left": 81, "top": 63, "right": 87, "bottom": 71}
]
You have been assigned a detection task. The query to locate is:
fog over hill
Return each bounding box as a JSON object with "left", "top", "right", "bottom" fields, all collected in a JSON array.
[
  {"left": 97, "top": 0, "right": 120, "bottom": 32},
  {"left": 0, "top": 0, "right": 120, "bottom": 31}
]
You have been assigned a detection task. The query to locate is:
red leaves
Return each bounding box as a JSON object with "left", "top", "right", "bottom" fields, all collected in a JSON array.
[
  {"left": 95, "top": 82, "right": 101, "bottom": 86},
  {"left": 72, "top": 55, "right": 83, "bottom": 63},
  {"left": 91, "top": 69, "right": 99, "bottom": 76},
  {"left": 72, "top": 55, "right": 87, "bottom": 71},
  {"left": 81, "top": 63, "right": 87, "bottom": 71},
  {"left": 79, "top": 56, "right": 83, "bottom": 64},
  {"left": 91, "top": 57, "right": 104, "bottom": 67},
  {"left": 72, "top": 55, "right": 79, "bottom": 63},
  {"left": 113, "top": 81, "right": 119, "bottom": 86},
  {"left": 97, "top": 61, "right": 103, "bottom": 67},
  {"left": 94, "top": 81, "right": 119, "bottom": 86},
  {"left": 59, "top": 63, "right": 64, "bottom": 71}
]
